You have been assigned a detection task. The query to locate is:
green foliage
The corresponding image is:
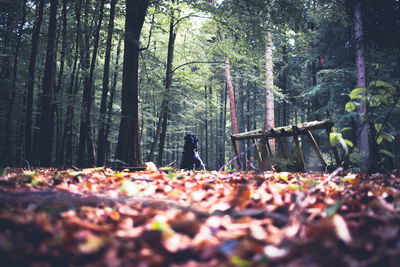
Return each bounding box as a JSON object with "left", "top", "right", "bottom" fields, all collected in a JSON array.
[
  {"left": 346, "top": 81, "right": 399, "bottom": 161},
  {"left": 325, "top": 199, "right": 343, "bottom": 217},
  {"left": 119, "top": 180, "right": 140, "bottom": 197}
]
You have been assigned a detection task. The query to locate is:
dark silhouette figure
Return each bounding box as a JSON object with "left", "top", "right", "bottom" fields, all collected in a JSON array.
[{"left": 180, "top": 134, "right": 205, "bottom": 170}]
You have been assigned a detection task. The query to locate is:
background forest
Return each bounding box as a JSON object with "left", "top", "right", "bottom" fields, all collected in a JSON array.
[{"left": 0, "top": 0, "right": 399, "bottom": 172}]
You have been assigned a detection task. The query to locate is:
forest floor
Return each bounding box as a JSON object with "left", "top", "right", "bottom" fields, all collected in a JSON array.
[{"left": 0, "top": 164, "right": 399, "bottom": 266}]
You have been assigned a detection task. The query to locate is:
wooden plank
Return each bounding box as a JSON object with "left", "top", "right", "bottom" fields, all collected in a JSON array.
[
  {"left": 231, "top": 120, "right": 334, "bottom": 140},
  {"left": 292, "top": 125, "right": 306, "bottom": 170},
  {"left": 305, "top": 130, "right": 327, "bottom": 167},
  {"left": 251, "top": 139, "right": 262, "bottom": 166}
]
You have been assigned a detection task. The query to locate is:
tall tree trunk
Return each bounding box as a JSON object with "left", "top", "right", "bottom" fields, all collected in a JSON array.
[
  {"left": 115, "top": 0, "right": 149, "bottom": 166},
  {"left": 39, "top": 0, "right": 58, "bottom": 166},
  {"left": 0, "top": 11, "right": 15, "bottom": 164},
  {"left": 265, "top": 32, "right": 275, "bottom": 154},
  {"left": 225, "top": 57, "right": 239, "bottom": 155},
  {"left": 105, "top": 37, "right": 122, "bottom": 163},
  {"left": 157, "top": 0, "right": 176, "bottom": 167},
  {"left": 54, "top": 0, "right": 68, "bottom": 165},
  {"left": 78, "top": 0, "right": 105, "bottom": 167},
  {"left": 205, "top": 85, "right": 209, "bottom": 168},
  {"left": 63, "top": 0, "right": 82, "bottom": 166},
  {"left": 354, "top": 3, "right": 369, "bottom": 169},
  {"left": 97, "top": 0, "right": 117, "bottom": 166},
  {"left": 3, "top": 0, "right": 27, "bottom": 163}
]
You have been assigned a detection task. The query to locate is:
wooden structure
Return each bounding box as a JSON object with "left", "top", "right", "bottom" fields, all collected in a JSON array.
[{"left": 231, "top": 120, "right": 341, "bottom": 171}]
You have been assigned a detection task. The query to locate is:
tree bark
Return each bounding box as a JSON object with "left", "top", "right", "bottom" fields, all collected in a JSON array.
[
  {"left": 54, "top": 0, "right": 68, "bottom": 165},
  {"left": 0, "top": 11, "right": 15, "bottom": 163},
  {"left": 63, "top": 0, "right": 82, "bottom": 166},
  {"left": 78, "top": 0, "right": 105, "bottom": 167},
  {"left": 3, "top": 0, "right": 27, "bottom": 163},
  {"left": 97, "top": 0, "right": 117, "bottom": 166},
  {"left": 39, "top": 0, "right": 58, "bottom": 166},
  {"left": 157, "top": 0, "right": 176, "bottom": 167},
  {"left": 265, "top": 32, "right": 275, "bottom": 155},
  {"left": 115, "top": 0, "right": 149, "bottom": 166},
  {"left": 105, "top": 37, "right": 122, "bottom": 162},
  {"left": 354, "top": 3, "right": 369, "bottom": 169},
  {"left": 225, "top": 57, "right": 239, "bottom": 155}
]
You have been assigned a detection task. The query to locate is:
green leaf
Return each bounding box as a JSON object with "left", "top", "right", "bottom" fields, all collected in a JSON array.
[
  {"left": 339, "top": 137, "right": 349, "bottom": 154},
  {"left": 339, "top": 127, "right": 352, "bottom": 132},
  {"left": 374, "top": 123, "right": 383, "bottom": 133},
  {"left": 349, "top": 88, "right": 366, "bottom": 99},
  {"left": 379, "top": 149, "right": 394, "bottom": 158},
  {"left": 0, "top": 168, "right": 7, "bottom": 177},
  {"left": 330, "top": 133, "right": 341, "bottom": 147},
  {"left": 369, "top": 97, "right": 381, "bottom": 107},
  {"left": 345, "top": 101, "right": 356, "bottom": 112},
  {"left": 325, "top": 199, "right": 343, "bottom": 217},
  {"left": 231, "top": 255, "right": 252, "bottom": 267},
  {"left": 168, "top": 171, "right": 175, "bottom": 179},
  {"left": 344, "top": 139, "right": 353, "bottom": 147},
  {"left": 377, "top": 135, "right": 383, "bottom": 144},
  {"left": 119, "top": 180, "right": 140, "bottom": 197},
  {"left": 382, "top": 133, "right": 394, "bottom": 142}
]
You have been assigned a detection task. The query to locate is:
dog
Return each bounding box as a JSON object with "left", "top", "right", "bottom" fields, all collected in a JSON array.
[{"left": 180, "top": 134, "right": 205, "bottom": 170}]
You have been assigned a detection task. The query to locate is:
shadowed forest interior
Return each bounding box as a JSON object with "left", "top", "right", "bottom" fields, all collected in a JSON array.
[{"left": 0, "top": 0, "right": 399, "bottom": 172}]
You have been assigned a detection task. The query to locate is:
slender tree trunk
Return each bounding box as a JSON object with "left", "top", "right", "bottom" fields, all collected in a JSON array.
[
  {"left": 97, "top": 0, "right": 117, "bottom": 166},
  {"left": 39, "top": 0, "right": 58, "bottom": 166},
  {"left": 105, "top": 37, "right": 122, "bottom": 163},
  {"left": 3, "top": 0, "right": 27, "bottom": 163},
  {"left": 225, "top": 57, "right": 239, "bottom": 155},
  {"left": 205, "top": 85, "right": 209, "bottom": 167},
  {"left": 157, "top": 0, "right": 176, "bottom": 167},
  {"left": 78, "top": 0, "right": 105, "bottom": 167},
  {"left": 354, "top": 3, "right": 369, "bottom": 169},
  {"left": 115, "top": 0, "right": 149, "bottom": 166},
  {"left": 265, "top": 32, "right": 275, "bottom": 155},
  {"left": 63, "top": 0, "right": 82, "bottom": 166},
  {"left": 54, "top": 0, "right": 68, "bottom": 165},
  {"left": 0, "top": 11, "right": 15, "bottom": 164}
]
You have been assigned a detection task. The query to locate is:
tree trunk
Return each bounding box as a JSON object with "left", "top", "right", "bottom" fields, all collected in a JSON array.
[
  {"left": 3, "top": 0, "right": 27, "bottom": 163},
  {"left": 54, "top": 0, "right": 68, "bottom": 165},
  {"left": 39, "top": 0, "right": 58, "bottom": 166},
  {"left": 105, "top": 37, "right": 122, "bottom": 163},
  {"left": 157, "top": 0, "right": 176, "bottom": 167},
  {"left": 225, "top": 57, "right": 239, "bottom": 157},
  {"left": 265, "top": 32, "right": 275, "bottom": 155},
  {"left": 354, "top": 3, "right": 369, "bottom": 170},
  {"left": 115, "top": 0, "right": 149, "bottom": 166},
  {"left": 97, "top": 0, "right": 117, "bottom": 166},
  {"left": 63, "top": 0, "right": 82, "bottom": 166},
  {"left": 0, "top": 11, "right": 15, "bottom": 164},
  {"left": 205, "top": 85, "right": 209, "bottom": 168},
  {"left": 78, "top": 0, "right": 105, "bottom": 167}
]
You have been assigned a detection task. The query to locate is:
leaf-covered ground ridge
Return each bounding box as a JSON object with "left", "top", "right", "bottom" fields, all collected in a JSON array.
[{"left": 0, "top": 165, "right": 399, "bottom": 266}]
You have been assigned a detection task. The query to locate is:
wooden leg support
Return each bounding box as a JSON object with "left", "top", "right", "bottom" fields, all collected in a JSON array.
[
  {"left": 252, "top": 139, "right": 262, "bottom": 167},
  {"left": 305, "top": 130, "right": 327, "bottom": 168},
  {"left": 292, "top": 126, "right": 306, "bottom": 170},
  {"left": 276, "top": 136, "right": 288, "bottom": 159}
]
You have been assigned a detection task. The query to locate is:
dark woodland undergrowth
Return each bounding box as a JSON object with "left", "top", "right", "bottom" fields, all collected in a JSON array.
[{"left": 0, "top": 164, "right": 399, "bottom": 266}]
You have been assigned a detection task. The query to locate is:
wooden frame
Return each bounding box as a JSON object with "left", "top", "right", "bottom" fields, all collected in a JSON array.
[{"left": 231, "top": 120, "right": 341, "bottom": 171}]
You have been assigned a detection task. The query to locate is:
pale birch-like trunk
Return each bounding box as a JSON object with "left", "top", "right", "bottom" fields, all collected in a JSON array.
[
  {"left": 354, "top": 3, "right": 369, "bottom": 169},
  {"left": 265, "top": 32, "right": 275, "bottom": 154}
]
